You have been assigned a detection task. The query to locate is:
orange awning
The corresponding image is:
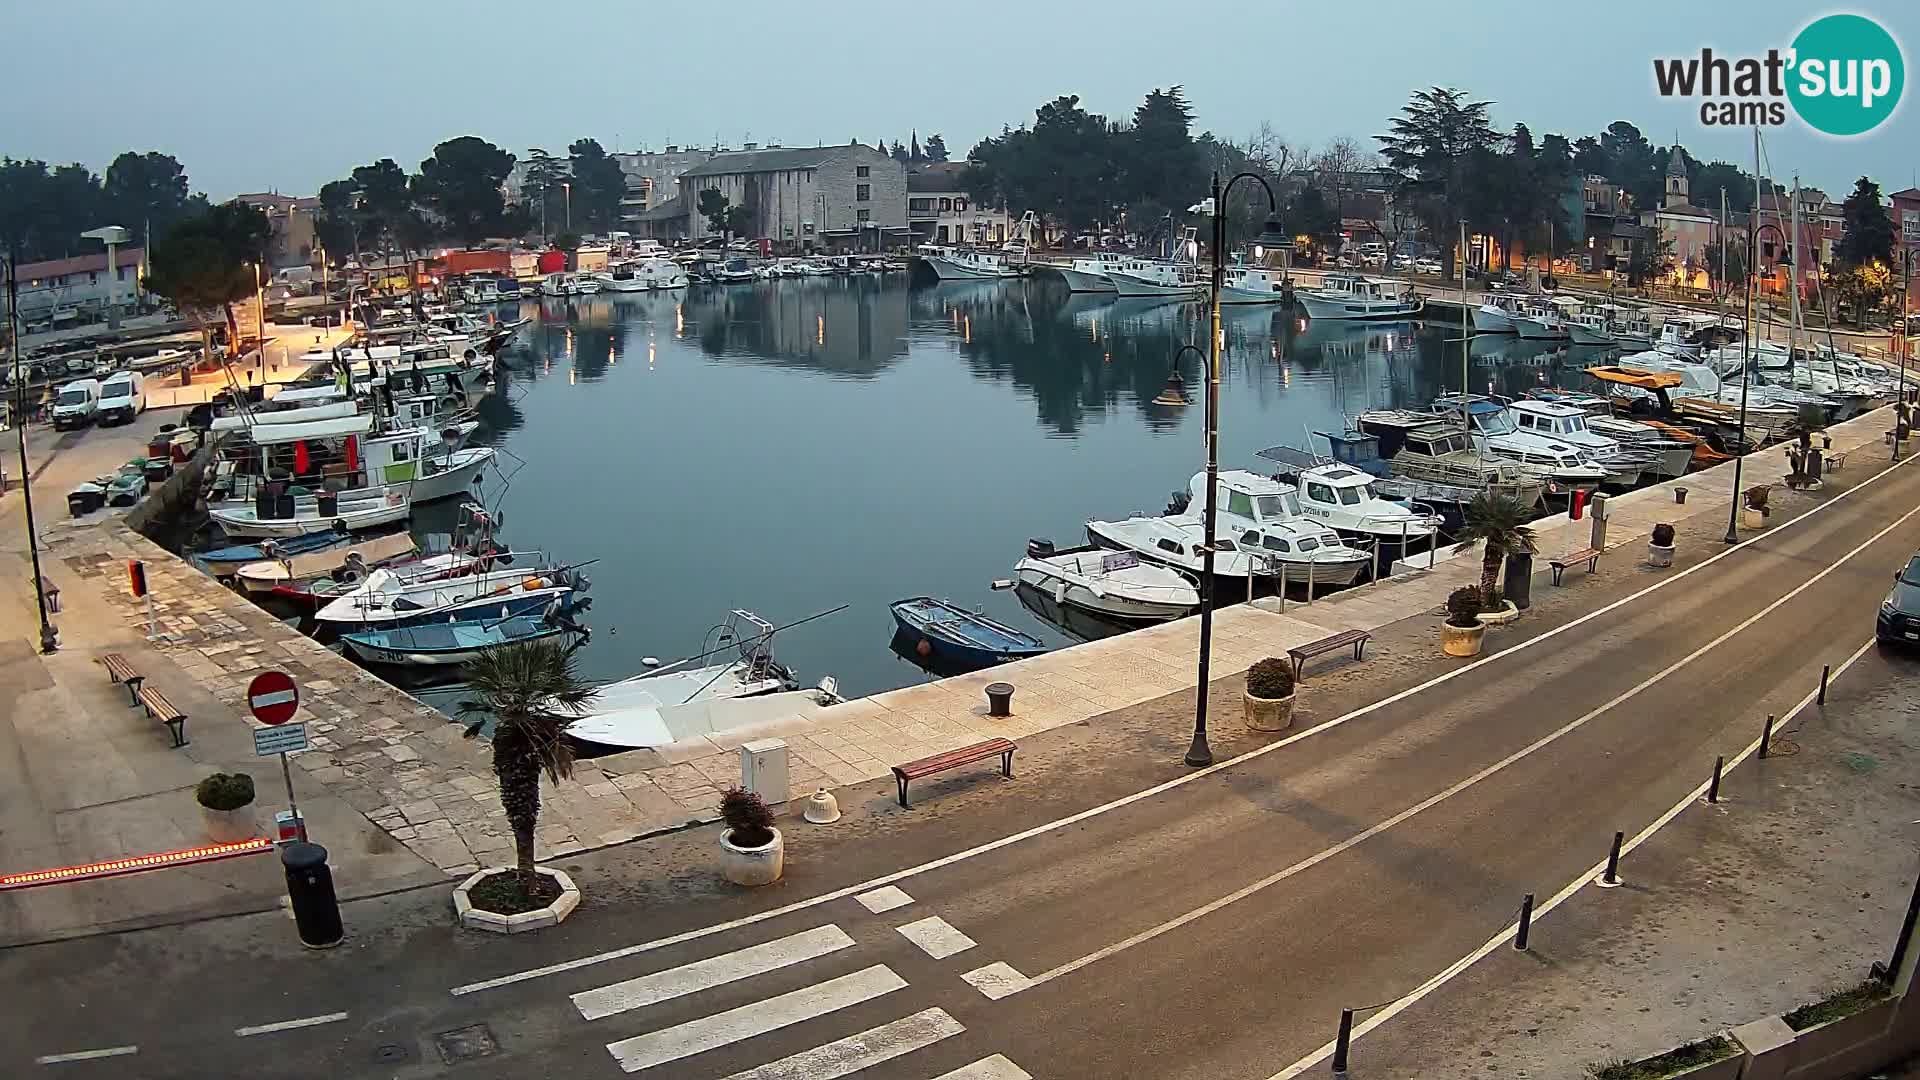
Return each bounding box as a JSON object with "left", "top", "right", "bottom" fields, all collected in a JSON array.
[{"left": 1585, "top": 365, "right": 1683, "bottom": 389}]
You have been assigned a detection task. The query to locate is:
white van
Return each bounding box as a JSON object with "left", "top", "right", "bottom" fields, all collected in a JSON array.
[
  {"left": 51, "top": 379, "right": 101, "bottom": 430},
  {"left": 98, "top": 370, "right": 147, "bottom": 425}
]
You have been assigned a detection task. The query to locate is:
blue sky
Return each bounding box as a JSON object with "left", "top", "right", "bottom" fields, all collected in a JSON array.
[{"left": 4, "top": 0, "right": 1913, "bottom": 199}]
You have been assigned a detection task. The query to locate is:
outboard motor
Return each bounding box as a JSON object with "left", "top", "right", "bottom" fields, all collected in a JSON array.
[
  {"left": 1026, "top": 538, "right": 1056, "bottom": 559},
  {"left": 1166, "top": 489, "right": 1193, "bottom": 515}
]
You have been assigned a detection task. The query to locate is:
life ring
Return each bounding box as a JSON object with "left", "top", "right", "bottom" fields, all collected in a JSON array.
[{"left": 915, "top": 638, "right": 932, "bottom": 658}]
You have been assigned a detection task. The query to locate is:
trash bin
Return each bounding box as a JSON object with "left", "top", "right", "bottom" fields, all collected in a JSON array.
[
  {"left": 316, "top": 490, "right": 339, "bottom": 518},
  {"left": 1503, "top": 551, "right": 1534, "bottom": 611},
  {"left": 281, "top": 842, "right": 343, "bottom": 949}
]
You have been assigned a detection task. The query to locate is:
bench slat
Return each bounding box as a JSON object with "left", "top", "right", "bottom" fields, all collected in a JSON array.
[
  {"left": 136, "top": 686, "right": 188, "bottom": 748},
  {"left": 1289, "top": 630, "right": 1370, "bottom": 657}
]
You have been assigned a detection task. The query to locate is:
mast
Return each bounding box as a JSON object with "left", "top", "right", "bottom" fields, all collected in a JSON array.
[
  {"left": 1789, "top": 176, "right": 1803, "bottom": 365},
  {"left": 1460, "top": 220, "right": 1473, "bottom": 444}
]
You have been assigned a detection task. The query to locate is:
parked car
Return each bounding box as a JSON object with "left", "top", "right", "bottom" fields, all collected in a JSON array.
[
  {"left": 51, "top": 378, "right": 101, "bottom": 430},
  {"left": 1877, "top": 555, "right": 1920, "bottom": 645},
  {"left": 97, "top": 370, "right": 146, "bottom": 425},
  {"left": 1415, "top": 258, "right": 1443, "bottom": 274}
]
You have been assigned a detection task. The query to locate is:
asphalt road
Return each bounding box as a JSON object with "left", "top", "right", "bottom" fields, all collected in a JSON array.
[{"left": 7, "top": 450, "right": 1920, "bottom": 1080}]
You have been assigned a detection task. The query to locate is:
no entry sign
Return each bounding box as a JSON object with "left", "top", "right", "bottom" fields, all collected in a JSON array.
[{"left": 247, "top": 671, "right": 299, "bottom": 726}]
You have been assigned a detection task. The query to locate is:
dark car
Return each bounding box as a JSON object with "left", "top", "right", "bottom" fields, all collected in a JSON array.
[{"left": 1876, "top": 555, "right": 1920, "bottom": 644}]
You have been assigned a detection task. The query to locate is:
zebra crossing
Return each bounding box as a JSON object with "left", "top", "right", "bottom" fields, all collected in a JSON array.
[{"left": 564, "top": 888, "right": 1033, "bottom": 1078}]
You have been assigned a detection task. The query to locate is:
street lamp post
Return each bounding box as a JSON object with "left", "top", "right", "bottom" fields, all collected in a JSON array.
[
  {"left": 1726, "top": 220, "right": 1787, "bottom": 544},
  {"left": 562, "top": 182, "right": 572, "bottom": 233},
  {"left": 1187, "top": 170, "right": 1288, "bottom": 768},
  {"left": 5, "top": 258, "right": 57, "bottom": 653},
  {"left": 1897, "top": 249, "right": 1915, "bottom": 461}
]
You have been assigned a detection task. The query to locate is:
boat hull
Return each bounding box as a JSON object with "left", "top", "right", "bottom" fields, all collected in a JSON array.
[
  {"left": 1472, "top": 306, "right": 1516, "bottom": 334},
  {"left": 1106, "top": 271, "right": 1204, "bottom": 299},
  {"left": 211, "top": 495, "right": 410, "bottom": 538},
  {"left": 890, "top": 598, "right": 1046, "bottom": 670},
  {"left": 1296, "top": 293, "right": 1422, "bottom": 321},
  {"left": 1568, "top": 324, "right": 1615, "bottom": 346},
  {"left": 410, "top": 447, "right": 495, "bottom": 503},
  {"left": 1012, "top": 563, "right": 1192, "bottom": 622},
  {"left": 1513, "top": 318, "right": 1567, "bottom": 341},
  {"left": 1056, "top": 266, "right": 1116, "bottom": 292},
  {"left": 923, "top": 256, "right": 1020, "bottom": 281}
]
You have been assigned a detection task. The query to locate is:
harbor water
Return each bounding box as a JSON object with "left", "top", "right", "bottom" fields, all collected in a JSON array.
[{"left": 452, "top": 276, "right": 1614, "bottom": 699}]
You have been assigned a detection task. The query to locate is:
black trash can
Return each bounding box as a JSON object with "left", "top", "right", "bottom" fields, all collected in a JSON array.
[
  {"left": 281, "top": 842, "right": 343, "bottom": 949},
  {"left": 1503, "top": 551, "right": 1534, "bottom": 611}
]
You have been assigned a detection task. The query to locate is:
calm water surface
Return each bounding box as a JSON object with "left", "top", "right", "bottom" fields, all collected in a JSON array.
[{"left": 455, "top": 276, "right": 1610, "bottom": 699}]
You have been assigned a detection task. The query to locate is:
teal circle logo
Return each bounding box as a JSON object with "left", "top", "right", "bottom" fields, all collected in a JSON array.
[{"left": 1788, "top": 14, "right": 1904, "bottom": 136}]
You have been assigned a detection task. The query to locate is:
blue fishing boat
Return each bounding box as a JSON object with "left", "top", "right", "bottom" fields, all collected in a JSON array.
[
  {"left": 890, "top": 596, "right": 1046, "bottom": 672},
  {"left": 339, "top": 613, "right": 584, "bottom": 668},
  {"left": 194, "top": 529, "right": 352, "bottom": 577}
]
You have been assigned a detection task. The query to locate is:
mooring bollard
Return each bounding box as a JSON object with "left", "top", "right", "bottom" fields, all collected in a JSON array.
[
  {"left": 1599, "top": 831, "right": 1624, "bottom": 887},
  {"left": 1819, "top": 664, "right": 1831, "bottom": 704},
  {"left": 1331, "top": 1008, "right": 1354, "bottom": 1075},
  {"left": 1708, "top": 755, "right": 1724, "bottom": 803},
  {"left": 1760, "top": 713, "right": 1775, "bottom": 759},
  {"left": 985, "top": 682, "right": 1014, "bottom": 718},
  {"left": 1675, "top": 486, "right": 1688, "bottom": 505},
  {"left": 1515, "top": 892, "right": 1535, "bottom": 951}
]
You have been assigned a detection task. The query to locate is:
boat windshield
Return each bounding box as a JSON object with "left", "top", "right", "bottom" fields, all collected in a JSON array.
[
  {"left": 1477, "top": 410, "right": 1518, "bottom": 435},
  {"left": 1255, "top": 493, "right": 1298, "bottom": 518},
  {"left": 1337, "top": 486, "right": 1362, "bottom": 506}
]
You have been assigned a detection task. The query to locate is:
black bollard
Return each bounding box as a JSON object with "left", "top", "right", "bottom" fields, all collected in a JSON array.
[
  {"left": 1331, "top": 1008, "right": 1354, "bottom": 1075},
  {"left": 282, "top": 841, "right": 343, "bottom": 949},
  {"left": 1600, "top": 831, "right": 1624, "bottom": 887},
  {"left": 1760, "top": 713, "right": 1775, "bottom": 759},
  {"left": 1819, "top": 664, "right": 1831, "bottom": 704},
  {"left": 1708, "top": 756, "right": 1724, "bottom": 803},
  {"left": 1515, "top": 893, "right": 1535, "bottom": 951}
]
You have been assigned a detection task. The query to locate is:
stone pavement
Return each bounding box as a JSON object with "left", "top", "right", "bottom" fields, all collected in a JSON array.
[{"left": 143, "top": 321, "right": 350, "bottom": 409}]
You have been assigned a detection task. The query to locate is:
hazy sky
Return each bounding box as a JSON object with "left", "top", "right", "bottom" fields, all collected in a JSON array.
[{"left": 5, "top": 1, "right": 1914, "bottom": 200}]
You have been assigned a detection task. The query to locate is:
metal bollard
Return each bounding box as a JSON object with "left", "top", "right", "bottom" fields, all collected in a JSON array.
[
  {"left": 1819, "top": 664, "right": 1831, "bottom": 704},
  {"left": 1707, "top": 755, "right": 1724, "bottom": 803},
  {"left": 1515, "top": 892, "right": 1535, "bottom": 951},
  {"left": 1599, "top": 831, "right": 1624, "bottom": 887},
  {"left": 1760, "top": 713, "right": 1775, "bottom": 759},
  {"left": 1331, "top": 1008, "right": 1354, "bottom": 1075}
]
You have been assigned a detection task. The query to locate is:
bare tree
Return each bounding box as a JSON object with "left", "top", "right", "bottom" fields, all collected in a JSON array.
[
  {"left": 1244, "top": 121, "right": 1299, "bottom": 179},
  {"left": 1312, "top": 137, "right": 1376, "bottom": 230}
]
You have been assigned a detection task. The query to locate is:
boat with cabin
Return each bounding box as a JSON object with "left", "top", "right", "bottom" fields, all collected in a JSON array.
[
  {"left": 1296, "top": 274, "right": 1421, "bottom": 321},
  {"left": 1505, "top": 397, "right": 1658, "bottom": 486},
  {"left": 1344, "top": 418, "right": 1552, "bottom": 510},
  {"left": 1183, "top": 470, "right": 1376, "bottom": 585},
  {"left": 1254, "top": 448, "right": 1443, "bottom": 554},
  {"left": 1013, "top": 541, "right": 1199, "bottom": 622},
  {"left": 1056, "top": 252, "right": 1127, "bottom": 292}
]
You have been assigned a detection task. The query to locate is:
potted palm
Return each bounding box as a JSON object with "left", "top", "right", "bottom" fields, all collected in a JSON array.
[
  {"left": 719, "top": 788, "right": 784, "bottom": 886},
  {"left": 1442, "top": 586, "right": 1487, "bottom": 656},
  {"left": 1454, "top": 492, "right": 1534, "bottom": 624},
  {"left": 195, "top": 772, "right": 256, "bottom": 842},
  {"left": 452, "top": 639, "right": 597, "bottom": 932},
  {"left": 1648, "top": 522, "right": 1676, "bottom": 567},
  {"left": 1243, "top": 658, "right": 1297, "bottom": 732},
  {"left": 1741, "top": 485, "right": 1770, "bottom": 530}
]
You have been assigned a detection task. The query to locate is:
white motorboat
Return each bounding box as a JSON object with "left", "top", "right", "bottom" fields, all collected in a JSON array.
[
  {"left": 1582, "top": 415, "right": 1697, "bottom": 478},
  {"left": 1433, "top": 395, "right": 1609, "bottom": 489},
  {"left": 1604, "top": 305, "right": 1654, "bottom": 350},
  {"left": 1296, "top": 274, "right": 1421, "bottom": 320},
  {"left": 1219, "top": 266, "right": 1292, "bottom": 305},
  {"left": 1014, "top": 541, "right": 1198, "bottom": 622},
  {"left": 1556, "top": 300, "right": 1616, "bottom": 346},
  {"left": 1506, "top": 398, "right": 1657, "bottom": 486},
  {"left": 1283, "top": 462, "right": 1443, "bottom": 552},
  {"left": 539, "top": 272, "right": 580, "bottom": 297},
  {"left": 1107, "top": 260, "right": 1205, "bottom": 298},
  {"left": 211, "top": 488, "right": 412, "bottom": 538},
  {"left": 1084, "top": 513, "right": 1270, "bottom": 586},
  {"left": 1185, "top": 471, "right": 1376, "bottom": 586},
  {"left": 1512, "top": 299, "right": 1569, "bottom": 340},
  {"left": 1473, "top": 293, "right": 1523, "bottom": 334},
  {"left": 1350, "top": 416, "right": 1551, "bottom": 507},
  {"left": 1056, "top": 253, "right": 1126, "bottom": 292},
  {"left": 236, "top": 534, "right": 450, "bottom": 594},
  {"left": 919, "top": 245, "right": 1023, "bottom": 280},
  {"left": 713, "top": 258, "right": 758, "bottom": 283},
  {"left": 313, "top": 563, "right": 579, "bottom": 627}
]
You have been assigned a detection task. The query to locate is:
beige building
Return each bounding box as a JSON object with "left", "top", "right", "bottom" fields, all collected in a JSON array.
[
  {"left": 1639, "top": 149, "right": 1717, "bottom": 288},
  {"left": 234, "top": 192, "right": 320, "bottom": 268},
  {"left": 677, "top": 143, "right": 909, "bottom": 251},
  {"left": 906, "top": 162, "right": 1010, "bottom": 246}
]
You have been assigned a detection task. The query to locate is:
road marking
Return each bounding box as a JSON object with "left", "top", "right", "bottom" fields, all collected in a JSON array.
[
  {"left": 933, "top": 1055, "right": 1036, "bottom": 1080},
  {"left": 34, "top": 1046, "right": 138, "bottom": 1065},
  {"left": 234, "top": 1011, "right": 349, "bottom": 1037},
  {"left": 604, "top": 964, "right": 906, "bottom": 1073},
  {"left": 896, "top": 916, "right": 976, "bottom": 959},
  {"left": 449, "top": 444, "right": 1916, "bottom": 997},
  {"left": 1266, "top": 632, "right": 1884, "bottom": 1079},
  {"left": 855, "top": 885, "right": 914, "bottom": 913},
  {"left": 574, "top": 925, "right": 856, "bottom": 1021},
  {"left": 961, "top": 962, "right": 1032, "bottom": 1000},
  {"left": 716, "top": 1006, "right": 963, "bottom": 1080}
]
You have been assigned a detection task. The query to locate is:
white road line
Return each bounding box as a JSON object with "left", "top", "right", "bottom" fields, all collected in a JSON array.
[
  {"left": 574, "top": 924, "right": 855, "bottom": 1021},
  {"left": 960, "top": 962, "right": 1032, "bottom": 1000},
  {"left": 234, "top": 1011, "right": 349, "bottom": 1037},
  {"left": 1009, "top": 499, "right": 1920, "bottom": 994},
  {"left": 855, "top": 885, "right": 915, "bottom": 913},
  {"left": 1266, "top": 632, "right": 1884, "bottom": 1079},
  {"left": 933, "top": 1055, "right": 1036, "bottom": 1080},
  {"left": 34, "top": 1046, "right": 138, "bottom": 1065},
  {"left": 716, "top": 1006, "right": 964, "bottom": 1080},
  {"left": 449, "top": 447, "right": 1915, "bottom": 997},
  {"left": 896, "top": 916, "right": 977, "bottom": 959},
  {"left": 605, "top": 964, "right": 906, "bottom": 1074}
]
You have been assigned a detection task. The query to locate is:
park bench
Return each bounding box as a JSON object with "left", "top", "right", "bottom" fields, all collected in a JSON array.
[
  {"left": 1826, "top": 447, "right": 1853, "bottom": 471},
  {"left": 102, "top": 653, "right": 144, "bottom": 705},
  {"left": 1549, "top": 548, "right": 1602, "bottom": 586},
  {"left": 893, "top": 738, "right": 1016, "bottom": 809},
  {"left": 1287, "top": 629, "right": 1373, "bottom": 681},
  {"left": 135, "top": 685, "right": 188, "bottom": 748}
]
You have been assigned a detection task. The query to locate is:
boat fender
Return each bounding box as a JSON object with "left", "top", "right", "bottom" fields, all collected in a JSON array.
[{"left": 916, "top": 638, "right": 932, "bottom": 658}]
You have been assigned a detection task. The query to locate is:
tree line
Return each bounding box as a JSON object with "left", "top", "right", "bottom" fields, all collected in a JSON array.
[{"left": 0, "top": 151, "right": 211, "bottom": 263}]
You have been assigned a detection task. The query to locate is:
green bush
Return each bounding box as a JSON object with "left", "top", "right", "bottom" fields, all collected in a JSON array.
[
  {"left": 1246, "top": 658, "right": 1295, "bottom": 699},
  {"left": 1446, "top": 586, "right": 1484, "bottom": 628},
  {"left": 1783, "top": 980, "right": 1890, "bottom": 1030},
  {"left": 1587, "top": 1036, "right": 1735, "bottom": 1079},
  {"left": 195, "top": 772, "right": 255, "bottom": 811},
  {"left": 721, "top": 787, "right": 775, "bottom": 848}
]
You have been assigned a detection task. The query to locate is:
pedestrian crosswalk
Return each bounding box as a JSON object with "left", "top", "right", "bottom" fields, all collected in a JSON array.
[{"left": 570, "top": 906, "right": 1035, "bottom": 1077}]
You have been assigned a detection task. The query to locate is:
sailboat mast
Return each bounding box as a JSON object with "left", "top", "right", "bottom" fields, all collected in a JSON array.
[
  {"left": 1459, "top": 220, "right": 1470, "bottom": 440},
  {"left": 1789, "top": 175, "right": 1803, "bottom": 362}
]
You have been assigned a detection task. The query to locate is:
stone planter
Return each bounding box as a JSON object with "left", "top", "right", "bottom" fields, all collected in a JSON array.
[
  {"left": 720, "top": 827, "right": 784, "bottom": 886},
  {"left": 453, "top": 866, "right": 581, "bottom": 934},
  {"left": 1476, "top": 601, "right": 1520, "bottom": 626},
  {"left": 201, "top": 804, "right": 256, "bottom": 844},
  {"left": 1784, "top": 998, "right": 1898, "bottom": 1077},
  {"left": 1647, "top": 542, "right": 1675, "bottom": 568},
  {"left": 1243, "top": 690, "right": 1296, "bottom": 732},
  {"left": 1740, "top": 507, "right": 1767, "bottom": 530},
  {"left": 1441, "top": 621, "right": 1485, "bottom": 657}
]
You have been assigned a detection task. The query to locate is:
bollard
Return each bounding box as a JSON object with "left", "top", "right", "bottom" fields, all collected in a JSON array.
[
  {"left": 1708, "top": 755, "right": 1724, "bottom": 803},
  {"left": 281, "top": 841, "right": 343, "bottom": 949},
  {"left": 1760, "top": 713, "right": 1775, "bottom": 759},
  {"left": 985, "top": 682, "right": 1014, "bottom": 718},
  {"left": 1515, "top": 892, "right": 1535, "bottom": 951},
  {"left": 1599, "top": 831, "right": 1624, "bottom": 888},
  {"left": 1675, "top": 486, "right": 1688, "bottom": 505},
  {"left": 1331, "top": 1008, "right": 1354, "bottom": 1075},
  {"left": 1819, "top": 664, "right": 1831, "bottom": 704}
]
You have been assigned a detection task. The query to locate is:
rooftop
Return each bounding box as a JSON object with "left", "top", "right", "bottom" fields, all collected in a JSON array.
[
  {"left": 17, "top": 247, "right": 146, "bottom": 281},
  {"left": 680, "top": 146, "right": 840, "bottom": 178},
  {"left": 907, "top": 162, "right": 969, "bottom": 194}
]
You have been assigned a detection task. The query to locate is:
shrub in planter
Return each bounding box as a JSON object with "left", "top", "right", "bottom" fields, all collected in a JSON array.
[
  {"left": 1243, "top": 657, "right": 1297, "bottom": 732},
  {"left": 1744, "top": 485, "right": 1770, "bottom": 512},
  {"left": 1446, "top": 586, "right": 1484, "bottom": 627},
  {"left": 1442, "top": 586, "right": 1488, "bottom": 657},
  {"left": 718, "top": 787, "right": 783, "bottom": 886},
  {"left": 195, "top": 772, "right": 256, "bottom": 843},
  {"left": 1651, "top": 523, "right": 1675, "bottom": 547},
  {"left": 1648, "top": 522, "right": 1676, "bottom": 568}
]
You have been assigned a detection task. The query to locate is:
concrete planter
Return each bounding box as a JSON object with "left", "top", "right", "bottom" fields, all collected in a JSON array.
[
  {"left": 1782, "top": 998, "right": 1897, "bottom": 1078},
  {"left": 1741, "top": 507, "right": 1768, "bottom": 530},
  {"left": 201, "top": 805, "right": 256, "bottom": 844},
  {"left": 453, "top": 866, "right": 581, "bottom": 934},
  {"left": 720, "top": 827, "right": 784, "bottom": 886},
  {"left": 1647, "top": 542, "right": 1675, "bottom": 568},
  {"left": 1476, "top": 601, "right": 1520, "bottom": 626},
  {"left": 1243, "top": 690, "right": 1295, "bottom": 732},
  {"left": 1666, "top": 1053, "right": 1744, "bottom": 1080},
  {"left": 1441, "top": 621, "right": 1485, "bottom": 656}
]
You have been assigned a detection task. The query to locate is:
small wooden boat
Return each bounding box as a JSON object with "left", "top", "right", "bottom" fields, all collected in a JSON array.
[
  {"left": 340, "top": 613, "right": 579, "bottom": 667},
  {"left": 890, "top": 596, "right": 1046, "bottom": 671},
  {"left": 195, "top": 529, "right": 352, "bottom": 577}
]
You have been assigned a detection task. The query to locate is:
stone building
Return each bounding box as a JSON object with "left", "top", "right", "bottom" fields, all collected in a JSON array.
[
  {"left": 234, "top": 192, "right": 320, "bottom": 268},
  {"left": 1639, "top": 148, "right": 1717, "bottom": 288},
  {"left": 906, "top": 162, "right": 1010, "bottom": 246},
  {"left": 676, "top": 143, "right": 909, "bottom": 251}
]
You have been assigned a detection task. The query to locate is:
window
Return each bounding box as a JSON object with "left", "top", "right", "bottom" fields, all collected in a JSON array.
[
  {"left": 89, "top": 272, "right": 99, "bottom": 284},
  {"left": 956, "top": 199, "right": 968, "bottom": 212},
  {"left": 939, "top": 198, "right": 953, "bottom": 212},
  {"left": 1306, "top": 482, "right": 1335, "bottom": 503},
  {"left": 1297, "top": 536, "right": 1320, "bottom": 552},
  {"left": 1156, "top": 538, "right": 1184, "bottom": 555},
  {"left": 1241, "top": 531, "right": 1261, "bottom": 547},
  {"left": 1215, "top": 539, "right": 1237, "bottom": 551},
  {"left": 856, "top": 165, "right": 870, "bottom": 178},
  {"left": 1256, "top": 493, "right": 1297, "bottom": 518},
  {"left": 1228, "top": 491, "right": 1254, "bottom": 517},
  {"left": 857, "top": 209, "right": 870, "bottom": 223},
  {"left": 910, "top": 198, "right": 934, "bottom": 212},
  {"left": 856, "top": 184, "right": 870, "bottom": 202},
  {"left": 1262, "top": 535, "right": 1292, "bottom": 552},
  {"left": 1337, "top": 487, "right": 1361, "bottom": 506},
  {"left": 803, "top": 222, "right": 815, "bottom": 235},
  {"left": 118, "top": 267, "right": 130, "bottom": 280}
]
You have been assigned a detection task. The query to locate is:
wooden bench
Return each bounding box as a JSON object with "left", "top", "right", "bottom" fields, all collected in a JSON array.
[
  {"left": 102, "top": 653, "right": 144, "bottom": 705},
  {"left": 1287, "top": 629, "right": 1373, "bottom": 680},
  {"left": 893, "top": 738, "right": 1016, "bottom": 808},
  {"left": 136, "top": 685, "right": 188, "bottom": 748},
  {"left": 1549, "top": 547, "right": 1601, "bottom": 585},
  {"left": 1826, "top": 448, "right": 1853, "bottom": 472}
]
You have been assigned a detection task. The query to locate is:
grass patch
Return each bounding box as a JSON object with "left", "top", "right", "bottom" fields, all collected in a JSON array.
[
  {"left": 1783, "top": 980, "right": 1890, "bottom": 1031},
  {"left": 467, "top": 870, "right": 562, "bottom": 915},
  {"left": 1588, "top": 1036, "right": 1736, "bottom": 1079}
]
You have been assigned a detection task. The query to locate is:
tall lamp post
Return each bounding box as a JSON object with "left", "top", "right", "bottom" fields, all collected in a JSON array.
[
  {"left": 1725, "top": 220, "right": 1787, "bottom": 544},
  {"left": 5, "top": 258, "right": 58, "bottom": 653},
  {"left": 1897, "top": 248, "right": 1916, "bottom": 461},
  {"left": 1186, "top": 170, "right": 1289, "bottom": 768},
  {"left": 562, "top": 182, "right": 573, "bottom": 233}
]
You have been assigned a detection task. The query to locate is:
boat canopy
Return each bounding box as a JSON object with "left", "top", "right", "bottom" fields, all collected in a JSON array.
[
  {"left": 268, "top": 384, "right": 350, "bottom": 405},
  {"left": 210, "top": 401, "right": 357, "bottom": 431},
  {"left": 1585, "top": 366, "right": 1683, "bottom": 390},
  {"left": 225, "top": 413, "right": 375, "bottom": 443}
]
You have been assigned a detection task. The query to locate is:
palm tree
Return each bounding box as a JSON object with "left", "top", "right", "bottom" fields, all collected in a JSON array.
[
  {"left": 1453, "top": 492, "right": 1538, "bottom": 601},
  {"left": 458, "top": 639, "right": 598, "bottom": 883}
]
